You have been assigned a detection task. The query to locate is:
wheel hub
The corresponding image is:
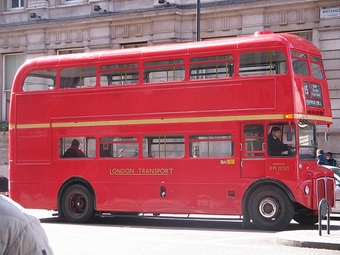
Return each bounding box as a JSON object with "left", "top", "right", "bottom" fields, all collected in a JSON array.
[{"left": 259, "top": 198, "right": 277, "bottom": 218}]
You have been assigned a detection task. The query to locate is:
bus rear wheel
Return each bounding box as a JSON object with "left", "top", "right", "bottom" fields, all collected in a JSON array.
[
  {"left": 62, "top": 184, "right": 95, "bottom": 223},
  {"left": 248, "top": 186, "right": 294, "bottom": 231}
]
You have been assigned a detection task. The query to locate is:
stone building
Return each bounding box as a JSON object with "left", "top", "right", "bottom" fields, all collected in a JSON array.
[{"left": 0, "top": 0, "right": 339, "bottom": 176}]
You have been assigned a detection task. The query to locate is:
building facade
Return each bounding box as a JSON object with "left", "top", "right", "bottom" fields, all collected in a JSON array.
[{"left": 0, "top": 0, "right": 339, "bottom": 176}]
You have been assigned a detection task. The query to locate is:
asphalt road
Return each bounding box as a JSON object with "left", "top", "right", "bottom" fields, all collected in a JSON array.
[{"left": 30, "top": 211, "right": 340, "bottom": 255}]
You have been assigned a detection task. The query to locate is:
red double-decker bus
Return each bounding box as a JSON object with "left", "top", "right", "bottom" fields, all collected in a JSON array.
[{"left": 9, "top": 31, "right": 335, "bottom": 230}]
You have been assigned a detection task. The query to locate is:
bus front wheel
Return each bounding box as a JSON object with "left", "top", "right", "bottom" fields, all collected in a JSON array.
[
  {"left": 248, "top": 186, "right": 294, "bottom": 231},
  {"left": 62, "top": 184, "right": 95, "bottom": 223}
]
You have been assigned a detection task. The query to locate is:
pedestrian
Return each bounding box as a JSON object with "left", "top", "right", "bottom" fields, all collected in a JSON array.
[
  {"left": 0, "top": 195, "right": 54, "bottom": 255},
  {"left": 325, "top": 152, "right": 338, "bottom": 167},
  {"left": 317, "top": 149, "right": 328, "bottom": 165}
]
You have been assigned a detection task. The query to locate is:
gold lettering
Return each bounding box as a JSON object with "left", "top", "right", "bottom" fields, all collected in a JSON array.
[
  {"left": 110, "top": 167, "right": 174, "bottom": 176},
  {"left": 269, "top": 165, "right": 290, "bottom": 171},
  {"left": 109, "top": 168, "right": 135, "bottom": 175}
]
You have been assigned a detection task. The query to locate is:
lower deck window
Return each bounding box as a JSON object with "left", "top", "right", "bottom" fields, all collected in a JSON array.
[
  {"left": 189, "top": 134, "right": 234, "bottom": 157},
  {"left": 143, "top": 135, "right": 184, "bottom": 158},
  {"left": 60, "top": 137, "right": 96, "bottom": 158},
  {"left": 100, "top": 137, "right": 138, "bottom": 158}
]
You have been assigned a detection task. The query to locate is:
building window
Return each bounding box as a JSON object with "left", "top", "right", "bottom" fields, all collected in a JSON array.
[
  {"left": 3, "top": 53, "right": 23, "bottom": 120},
  {"left": 121, "top": 42, "right": 147, "bottom": 49},
  {"left": 63, "top": 0, "right": 85, "bottom": 5},
  {"left": 288, "top": 31, "right": 312, "bottom": 43},
  {"left": 57, "top": 48, "right": 84, "bottom": 55},
  {"left": 10, "top": 0, "right": 24, "bottom": 8}
]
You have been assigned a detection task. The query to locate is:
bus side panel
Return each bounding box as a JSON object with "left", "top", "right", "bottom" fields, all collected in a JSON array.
[
  {"left": 15, "top": 128, "right": 51, "bottom": 163},
  {"left": 186, "top": 78, "right": 277, "bottom": 114},
  {"left": 94, "top": 161, "right": 141, "bottom": 212},
  {"left": 138, "top": 159, "right": 187, "bottom": 214},
  {"left": 10, "top": 165, "right": 48, "bottom": 208}
]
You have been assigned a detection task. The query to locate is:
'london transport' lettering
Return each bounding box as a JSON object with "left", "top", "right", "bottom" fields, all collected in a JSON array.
[{"left": 110, "top": 168, "right": 174, "bottom": 176}]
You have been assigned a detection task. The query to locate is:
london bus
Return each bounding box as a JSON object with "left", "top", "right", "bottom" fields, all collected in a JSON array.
[{"left": 9, "top": 31, "right": 335, "bottom": 230}]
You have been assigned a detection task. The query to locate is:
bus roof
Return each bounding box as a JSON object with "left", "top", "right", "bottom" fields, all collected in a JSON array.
[{"left": 21, "top": 31, "right": 321, "bottom": 68}]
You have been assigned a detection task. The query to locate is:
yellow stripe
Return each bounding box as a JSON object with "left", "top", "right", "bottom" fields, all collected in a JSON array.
[
  {"left": 293, "top": 114, "right": 332, "bottom": 123},
  {"left": 11, "top": 114, "right": 332, "bottom": 130},
  {"left": 16, "top": 123, "right": 50, "bottom": 129}
]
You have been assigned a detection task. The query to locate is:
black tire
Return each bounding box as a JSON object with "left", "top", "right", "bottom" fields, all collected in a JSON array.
[
  {"left": 248, "top": 185, "right": 294, "bottom": 231},
  {"left": 293, "top": 214, "right": 318, "bottom": 225},
  {"left": 62, "top": 184, "right": 95, "bottom": 223}
]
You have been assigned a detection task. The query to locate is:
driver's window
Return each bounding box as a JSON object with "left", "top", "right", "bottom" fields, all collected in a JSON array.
[{"left": 267, "top": 123, "right": 296, "bottom": 157}]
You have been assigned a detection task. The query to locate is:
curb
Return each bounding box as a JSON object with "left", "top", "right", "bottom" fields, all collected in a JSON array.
[{"left": 275, "top": 230, "right": 340, "bottom": 251}]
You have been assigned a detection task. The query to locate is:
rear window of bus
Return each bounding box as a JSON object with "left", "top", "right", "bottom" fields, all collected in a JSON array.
[{"left": 23, "top": 69, "right": 57, "bottom": 92}]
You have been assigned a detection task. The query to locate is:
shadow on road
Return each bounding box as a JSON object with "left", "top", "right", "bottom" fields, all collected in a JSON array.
[{"left": 39, "top": 214, "right": 340, "bottom": 233}]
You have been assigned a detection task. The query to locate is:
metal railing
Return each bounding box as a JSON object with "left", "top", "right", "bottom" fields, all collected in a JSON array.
[{"left": 318, "top": 198, "right": 330, "bottom": 236}]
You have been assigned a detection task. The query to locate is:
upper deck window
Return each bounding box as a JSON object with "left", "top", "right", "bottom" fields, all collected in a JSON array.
[
  {"left": 100, "top": 63, "right": 139, "bottom": 86},
  {"left": 23, "top": 69, "right": 57, "bottom": 92},
  {"left": 143, "top": 59, "right": 185, "bottom": 83},
  {"left": 60, "top": 66, "right": 97, "bottom": 89},
  {"left": 189, "top": 55, "right": 234, "bottom": 80},
  {"left": 239, "top": 51, "right": 287, "bottom": 76},
  {"left": 310, "top": 56, "right": 324, "bottom": 80},
  {"left": 291, "top": 51, "right": 309, "bottom": 77}
]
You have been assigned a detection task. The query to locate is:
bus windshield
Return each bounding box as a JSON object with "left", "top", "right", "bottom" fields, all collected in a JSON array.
[{"left": 298, "top": 120, "right": 316, "bottom": 160}]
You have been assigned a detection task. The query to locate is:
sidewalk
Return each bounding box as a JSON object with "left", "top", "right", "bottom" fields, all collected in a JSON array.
[{"left": 275, "top": 219, "right": 340, "bottom": 251}]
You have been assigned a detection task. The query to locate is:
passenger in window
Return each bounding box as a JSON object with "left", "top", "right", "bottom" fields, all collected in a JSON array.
[
  {"left": 267, "top": 127, "right": 294, "bottom": 156},
  {"left": 131, "top": 148, "right": 139, "bottom": 158},
  {"left": 62, "top": 139, "right": 85, "bottom": 158},
  {"left": 118, "top": 149, "right": 126, "bottom": 158},
  {"left": 193, "top": 147, "right": 200, "bottom": 157}
]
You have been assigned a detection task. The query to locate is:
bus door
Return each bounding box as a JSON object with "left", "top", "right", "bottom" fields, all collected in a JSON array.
[{"left": 241, "top": 123, "right": 266, "bottom": 178}]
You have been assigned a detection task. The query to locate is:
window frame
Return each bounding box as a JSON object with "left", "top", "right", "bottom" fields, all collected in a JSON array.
[
  {"left": 59, "top": 137, "right": 96, "bottom": 158},
  {"left": 143, "top": 59, "right": 185, "bottom": 84},
  {"left": 189, "top": 134, "right": 234, "bottom": 158},
  {"left": 99, "top": 137, "right": 138, "bottom": 158},
  {"left": 9, "top": 0, "right": 24, "bottom": 9},
  {"left": 143, "top": 134, "right": 185, "bottom": 158},
  {"left": 189, "top": 54, "right": 234, "bottom": 80},
  {"left": 239, "top": 51, "right": 288, "bottom": 77}
]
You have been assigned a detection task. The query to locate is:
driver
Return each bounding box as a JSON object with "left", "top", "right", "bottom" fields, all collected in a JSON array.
[{"left": 267, "top": 127, "right": 294, "bottom": 156}]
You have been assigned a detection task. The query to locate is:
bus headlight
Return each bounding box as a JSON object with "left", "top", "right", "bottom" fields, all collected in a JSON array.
[{"left": 304, "top": 185, "right": 310, "bottom": 195}]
